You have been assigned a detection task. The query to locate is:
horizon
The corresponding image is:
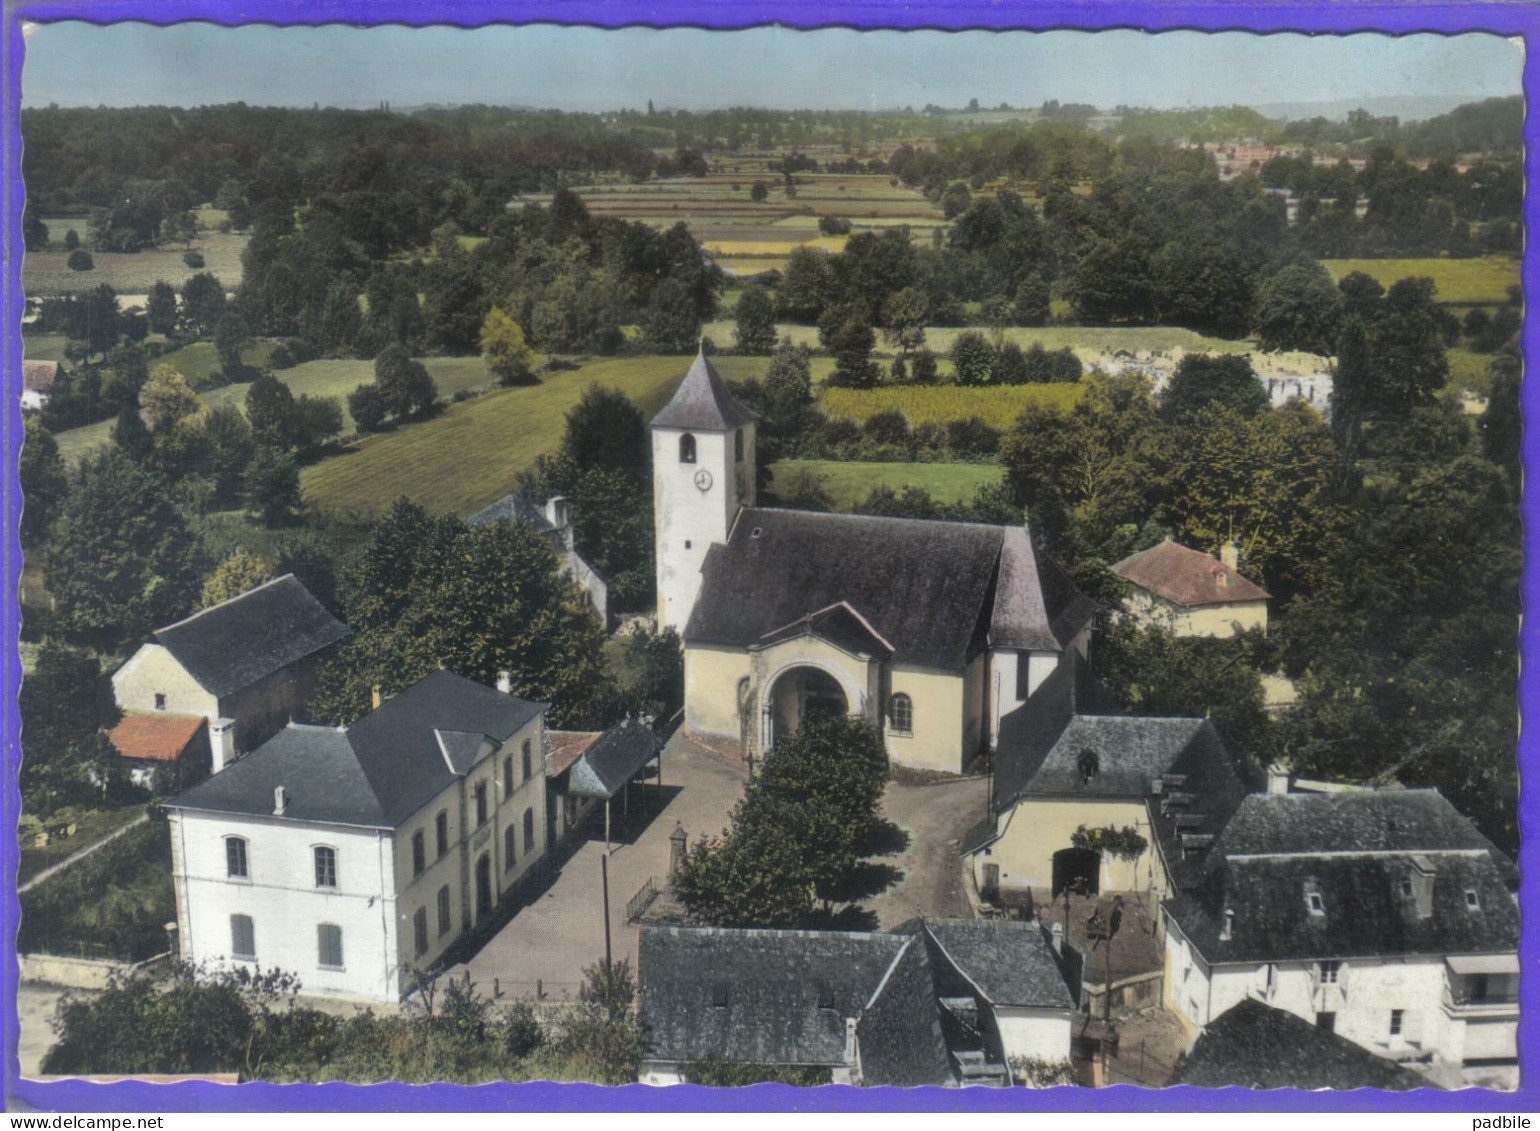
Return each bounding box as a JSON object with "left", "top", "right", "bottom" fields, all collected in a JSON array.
[{"left": 20, "top": 24, "right": 1522, "bottom": 115}]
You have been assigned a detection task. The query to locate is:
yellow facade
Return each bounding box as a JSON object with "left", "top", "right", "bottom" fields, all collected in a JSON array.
[
  {"left": 683, "top": 644, "right": 754, "bottom": 741},
  {"left": 113, "top": 644, "right": 220, "bottom": 720},
  {"left": 972, "top": 796, "right": 1168, "bottom": 896},
  {"left": 1125, "top": 591, "right": 1268, "bottom": 638}
]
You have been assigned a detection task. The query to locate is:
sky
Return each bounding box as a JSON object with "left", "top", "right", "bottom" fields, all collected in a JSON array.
[{"left": 20, "top": 23, "right": 1523, "bottom": 114}]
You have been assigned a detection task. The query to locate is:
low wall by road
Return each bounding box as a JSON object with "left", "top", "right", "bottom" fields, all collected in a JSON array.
[{"left": 20, "top": 950, "right": 171, "bottom": 991}]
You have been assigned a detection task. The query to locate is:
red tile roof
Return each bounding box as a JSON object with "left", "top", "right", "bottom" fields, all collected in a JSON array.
[
  {"left": 22, "top": 360, "right": 58, "bottom": 394},
  {"left": 1112, "top": 538, "right": 1269, "bottom": 607},
  {"left": 547, "top": 730, "right": 601, "bottom": 777},
  {"left": 108, "top": 713, "right": 206, "bottom": 763}
]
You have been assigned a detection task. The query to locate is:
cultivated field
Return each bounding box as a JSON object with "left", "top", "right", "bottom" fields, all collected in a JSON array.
[
  {"left": 818, "top": 383, "right": 1085, "bottom": 428},
  {"left": 25, "top": 218, "right": 247, "bottom": 295},
  {"left": 301, "top": 355, "right": 690, "bottom": 518},
  {"left": 768, "top": 459, "right": 1005, "bottom": 511},
  {"left": 1321, "top": 257, "right": 1520, "bottom": 306}
]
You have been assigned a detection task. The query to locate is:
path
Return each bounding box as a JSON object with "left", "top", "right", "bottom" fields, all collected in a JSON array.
[
  {"left": 863, "top": 772, "right": 990, "bottom": 928},
  {"left": 18, "top": 812, "right": 148, "bottom": 893}
]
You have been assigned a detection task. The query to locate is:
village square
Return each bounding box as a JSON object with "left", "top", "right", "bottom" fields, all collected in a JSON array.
[{"left": 9, "top": 22, "right": 1525, "bottom": 1097}]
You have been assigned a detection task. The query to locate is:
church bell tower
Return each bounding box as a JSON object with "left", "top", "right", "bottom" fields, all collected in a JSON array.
[{"left": 650, "top": 347, "right": 759, "bottom": 635}]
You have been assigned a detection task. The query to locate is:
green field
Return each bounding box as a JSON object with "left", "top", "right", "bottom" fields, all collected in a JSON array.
[
  {"left": 1446, "top": 347, "right": 1499, "bottom": 397},
  {"left": 768, "top": 459, "right": 1005, "bottom": 510},
  {"left": 301, "top": 354, "right": 692, "bottom": 518},
  {"left": 26, "top": 218, "right": 248, "bottom": 296},
  {"left": 1321, "top": 257, "right": 1520, "bottom": 306},
  {"left": 819, "top": 382, "right": 1086, "bottom": 427},
  {"left": 20, "top": 333, "right": 69, "bottom": 362},
  {"left": 49, "top": 354, "right": 499, "bottom": 466}
]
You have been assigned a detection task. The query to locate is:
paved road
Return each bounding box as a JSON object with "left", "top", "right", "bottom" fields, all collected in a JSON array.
[
  {"left": 865, "top": 773, "right": 990, "bottom": 928},
  {"left": 18, "top": 813, "right": 149, "bottom": 894}
]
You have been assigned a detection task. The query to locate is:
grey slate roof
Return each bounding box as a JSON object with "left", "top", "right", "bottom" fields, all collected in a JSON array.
[
  {"left": 853, "top": 930, "right": 955, "bottom": 1087},
  {"left": 168, "top": 669, "right": 547, "bottom": 829},
  {"left": 922, "top": 919, "right": 1075, "bottom": 1010},
  {"left": 567, "top": 717, "right": 664, "bottom": 799},
  {"left": 153, "top": 574, "right": 349, "bottom": 699},
  {"left": 688, "top": 509, "right": 1089, "bottom": 671},
  {"left": 650, "top": 348, "right": 760, "bottom": 431},
  {"left": 990, "top": 526, "right": 1098, "bottom": 652},
  {"left": 1166, "top": 791, "right": 1520, "bottom": 965},
  {"left": 1177, "top": 999, "right": 1425, "bottom": 1091},
  {"left": 753, "top": 601, "right": 894, "bottom": 659},
  {"left": 1027, "top": 715, "right": 1208, "bottom": 797},
  {"left": 640, "top": 926, "right": 914, "bottom": 1069},
  {"left": 466, "top": 492, "right": 555, "bottom": 531}
]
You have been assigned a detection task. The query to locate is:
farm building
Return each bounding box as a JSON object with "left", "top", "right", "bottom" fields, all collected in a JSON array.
[{"left": 654, "top": 348, "right": 1095, "bottom": 773}]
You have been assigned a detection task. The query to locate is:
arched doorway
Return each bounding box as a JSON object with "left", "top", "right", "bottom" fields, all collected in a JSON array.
[
  {"left": 1052, "top": 846, "right": 1100, "bottom": 897},
  {"left": 764, "top": 665, "right": 849, "bottom": 751},
  {"left": 475, "top": 853, "right": 493, "bottom": 920}
]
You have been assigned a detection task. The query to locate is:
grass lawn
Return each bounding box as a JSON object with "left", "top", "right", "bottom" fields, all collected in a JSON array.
[
  {"left": 26, "top": 224, "right": 248, "bottom": 296},
  {"left": 17, "top": 804, "right": 148, "bottom": 887},
  {"left": 1321, "top": 257, "right": 1520, "bottom": 306},
  {"left": 302, "top": 354, "right": 692, "bottom": 519},
  {"left": 1446, "top": 347, "right": 1499, "bottom": 397},
  {"left": 768, "top": 459, "right": 1005, "bottom": 510},
  {"left": 20, "top": 333, "right": 69, "bottom": 362},
  {"left": 819, "top": 382, "right": 1086, "bottom": 428}
]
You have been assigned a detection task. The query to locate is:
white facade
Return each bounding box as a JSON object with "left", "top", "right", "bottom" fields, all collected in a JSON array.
[
  {"left": 651, "top": 422, "right": 756, "bottom": 635},
  {"left": 994, "top": 1006, "right": 1075, "bottom": 1066},
  {"left": 1163, "top": 915, "right": 1518, "bottom": 1073}
]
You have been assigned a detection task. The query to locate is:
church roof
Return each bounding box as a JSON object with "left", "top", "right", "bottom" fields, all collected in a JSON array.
[
  {"left": 1112, "top": 538, "right": 1269, "bottom": 607},
  {"left": 650, "top": 348, "right": 760, "bottom": 431},
  {"left": 686, "top": 509, "right": 1091, "bottom": 671}
]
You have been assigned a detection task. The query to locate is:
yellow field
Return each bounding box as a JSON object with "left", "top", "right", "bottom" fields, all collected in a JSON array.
[
  {"left": 703, "top": 235, "right": 848, "bottom": 257},
  {"left": 819, "top": 383, "right": 1086, "bottom": 428},
  {"left": 1321, "top": 257, "right": 1520, "bottom": 306}
]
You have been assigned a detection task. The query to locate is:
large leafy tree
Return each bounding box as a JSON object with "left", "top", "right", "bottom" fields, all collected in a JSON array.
[
  {"left": 373, "top": 344, "right": 439, "bottom": 420},
  {"left": 50, "top": 448, "right": 206, "bottom": 647},
  {"left": 1160, "top": 354, "right": 1269, "bottom": 425},
  {"left": 1252, "top": 262, "right": 1343, "bottom": 354},
  {"left": 732, "top": 284, "right": 778, "bottom": 355},
  {"left": 311, "top": 499, "right": 607, "bottom": 727},
  {"left": 20, "top": 416, "right": 68, "bottom": 546}
]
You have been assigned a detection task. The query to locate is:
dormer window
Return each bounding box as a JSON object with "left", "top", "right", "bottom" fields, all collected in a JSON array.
[
  {"left": 1465, "top": 889, "right": 1481, "bottom": 911},
  {"left": 1307, "top": 892, "right": 1325, "bottom": 916},
  {"left": 1077, "top": 750, "right": 1100, "bottom": 783},
  {"left": 679, "top": 434, "right": 697, "bottom": 464}
]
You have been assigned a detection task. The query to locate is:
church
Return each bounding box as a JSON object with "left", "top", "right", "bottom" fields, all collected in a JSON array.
[{"left": 651, "top": 349, "right": 1096, "bottom": 775}]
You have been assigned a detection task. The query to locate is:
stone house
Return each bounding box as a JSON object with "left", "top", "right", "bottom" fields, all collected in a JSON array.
[
  {"left": 163, "top": 669, "right": 551, "bottom": 1003},
  {"left": 469, "top": 493, "right": 610, "bottom": 628},
  {"left": 111, "top": 575, "right": 349, "bottom": 774},
  {"left": 1111, "top": 538, "right": 1269, "bottom": 639}
]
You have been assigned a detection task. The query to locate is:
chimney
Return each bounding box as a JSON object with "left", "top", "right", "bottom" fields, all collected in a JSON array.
[
  {"left": 1266, "top": 763, "right": 1291, "bottom": 795},
  {"left": 209, "top": 718, "right": 237, "bottom": 774},
  {"left": 1409, "top": 855, "right": 1435, "bottom": 919},
  {"left": 496, "top": 671, "right": 514, "bottom": 695},
  {"left": 1220, "top": 540, "right": 1240, "bottom": 572},
  {"left": 273, "top": 785, "right": 288, "bottom": 816},
  {"left": 1050, "top": 921, "right": 1064, "bottom": 955},
  {"left": 1220, "top": 907, "right": 1235, "bottom": 941},
  {"left": 371, "top": 684, "right": 382, "bottom": 711}
]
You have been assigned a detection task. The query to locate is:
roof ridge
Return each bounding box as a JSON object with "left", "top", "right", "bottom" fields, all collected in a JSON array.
[
  {"left": 747, "top": 506, "right": 1009, "bottom": 534},
  {"left": 154, "top": 572, "right": 296, "bottom": 633}
]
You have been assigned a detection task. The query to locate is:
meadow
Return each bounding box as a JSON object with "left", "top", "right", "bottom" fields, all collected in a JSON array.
[
  {"left": 1321, "top": 257, "right": 1519, "bottom": 306},
  {"left": 26, "top": 218, "right": 248, "bottom": 296},
  {"left": 767, "top": 459, "right": 1005, "bottom": 511},
  {"left": 818, "top": 382, "right": 1085, "bottom": 428},
  {"left": 300, "top": 354, "right": 690, "bottom": 518}
]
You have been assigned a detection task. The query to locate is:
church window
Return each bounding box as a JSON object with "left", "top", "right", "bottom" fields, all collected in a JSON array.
[
  {"left": 735, "top": 429, "right": 745, "bottom": 462},
  {"left": 889, "top": 693, "right": 913, "bottom": 734},
  {"left": 679, "top": 434, "right": 696, "bottom": 464}
]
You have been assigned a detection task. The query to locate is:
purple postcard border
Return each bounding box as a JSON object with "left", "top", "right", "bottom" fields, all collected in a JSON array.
[{"left": 3, "top": 0, "right": 1536, "bottom": 1114}]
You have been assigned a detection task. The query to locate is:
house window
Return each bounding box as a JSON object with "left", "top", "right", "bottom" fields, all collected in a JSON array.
[
  {"left": 476, "top": 782, "right": 488, "bottom": 827},
  {"left": 888, "top": 693, "right": 913, "bottom": 734},
  {"left": 735, "top": 429, "right": 744, "bottom": 462},
  {"left": 503, "top": 756, "right": 514, "bottom": 798},
  {"left": 412, "top": 831, "right": 426, "bottom": 877},
  {"left": 313, "top": 846, "right": 337, "bottom": 889},
  {"left": 523, "top": 808, "right": 535, "bottom": 852},
  {"left": 230, "top": 914, "right": 255, "bottom": 961},
  {"left": 1307, "top": 891, "right": 1326, "bottom": 916},
  {"left": 1399, "top": 878, "right": 1413, "bottom": 898},
  {"left": 154, "top": 693, "right": 167, "bottom": 711},
  {"left": 1318, "top": 961, "right": 1341, "bottom": 984},
  {"left": 437, "top": 885, "right": 452, "bottom": 937},
  {"left": 1465, "top": 889, "right": 1481, "bottom": 911},
  {"left": 436, "top": 811, "right": 449, "bottom": 857},
  {"left": 413, "top": 907, "right": 429, "bottom": 957},
  {"left": 1389, "top": 1009, "right": 1404, "bottom": 1037},
  {"left": 225, "top": 837, "right": 249, "bottom": 879},
  {"left": 504, "top": 825, "right": 516, "bottom": 871},
  {"left": 679, "top": 434, "right": 696, "bottom": 464},
  {"left": 317, "top": 923, "right": 343, "bottom": 970},
  {"left": 522, "top": 740, "right": 532, "bottom": 782}
]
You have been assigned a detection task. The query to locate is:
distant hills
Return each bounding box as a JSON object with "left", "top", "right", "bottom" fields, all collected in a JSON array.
[{"left": 1249, "top": 94, "right": 1487, "bottom": 123}]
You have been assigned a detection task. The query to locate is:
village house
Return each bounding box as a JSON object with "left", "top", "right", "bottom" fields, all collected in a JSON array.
[
  {"left": 162, "top": 669, "right": 551, "bottom": 1003},
  {"left": 638, "top": 919, "right": 1078, "bottom": 1086},
  {"left": 1175, "top": 998, "right": 1425, "bottom": 1090},
  {"left": 1161, "top": 789, "right": 1520, "bottom": 1087},
  {"left": 110, "top": 575, "right": 349, "bottom": 778},
  {"left": 963, "top": 654, "right": 1259, "bottom": 904},
  {"left": 1111, "top": 538, "right": 1269, "bottom": 639},
  {"left": 544, "top": 716, "right": 665, "bottom": 851},
  {"left": 21, "top": 359, "right": 58, "bottom": 412},
  {"left": 653, "top": 349, "right": 1095, "bottom": 774},
  {"left": 469, "top": 492, "right": 610, "bottom": 627}
]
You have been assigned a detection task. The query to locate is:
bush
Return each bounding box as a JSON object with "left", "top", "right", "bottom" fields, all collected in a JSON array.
[
  {"left": 862, "top": 409, "right": 912, "bottom": 450},
  {"left": 268, "top": 343, "right": 297, "bottom": 370},
  {"left": 66, "top": 249, "right": 94, "bottom": 272},
  {"left": 817, "top": 215, "right": 853, "bottom": 236},
  {"left": 946, "top": 416, "right": 1001, "bottom": 458},
  {"left": 183, "top": 251, "right": 206, "bottom": 269},
  {"left": 348, "top": 383, "right": 388, "bottom": 433}
]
